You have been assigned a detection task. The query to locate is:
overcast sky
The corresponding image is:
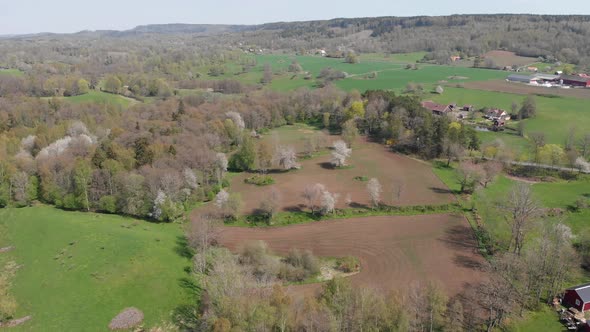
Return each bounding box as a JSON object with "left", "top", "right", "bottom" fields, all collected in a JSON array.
[{"left": 1, "top": 0, "right": 590, "bottom": 35}]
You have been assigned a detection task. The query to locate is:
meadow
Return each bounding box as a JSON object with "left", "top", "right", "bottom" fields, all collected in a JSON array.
[
  {"left": 0, "top": 206, "right": 194, "bottom": 331},
  {"left": 431, "top": 86, "right": 590, "bottom": 145}
]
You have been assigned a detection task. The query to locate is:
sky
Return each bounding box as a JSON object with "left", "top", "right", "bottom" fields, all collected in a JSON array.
[{"left": 1, "top": 0, "right": 590, "bottom": 35}]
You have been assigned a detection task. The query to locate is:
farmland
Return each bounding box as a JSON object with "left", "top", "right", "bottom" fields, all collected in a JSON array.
[
  {"left": 0, "top": 206, "right": 194, "bottom": 331},
  {"left": 431, "top": 86, "right": 590, "bottom": 145},
  {"left": 218, "top": 213, "right": 485, "bottom": 296},
  {"left": 482, "top": 50, "right": 538, "bottom": 68},
  {"left": 230, "top": 126, "right": 454, "bottom": 215}
]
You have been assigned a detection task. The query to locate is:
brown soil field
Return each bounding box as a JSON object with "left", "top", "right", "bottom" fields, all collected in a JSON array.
[
  {"left": 483, "top": 50, "right": 537, "bottom": 67},
  {"left": 218, "top": 214, "right": 486, "bottom": 296},
  {"left": 230, "top": 138, "right": 454, "bottom": 213},
  {"left": 465, "top": 80, "right": 590, "bottom": 99},
  {"left": 231, "top": 138, "right": 454, "bottom": 214}
]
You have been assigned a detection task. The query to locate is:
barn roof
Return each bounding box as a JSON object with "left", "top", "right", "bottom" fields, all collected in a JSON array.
[
  {"left": 421, "top": 101, "right": 451, "bottom": 113},
  {"left": 567, "top": 283, "right": 590, "bottom": 302},
  {"left": 560, "top": 75, "right": 590, "bottom": 83},
  {"left": 507, "top": 74, "right": 534, "bottom": 81}
]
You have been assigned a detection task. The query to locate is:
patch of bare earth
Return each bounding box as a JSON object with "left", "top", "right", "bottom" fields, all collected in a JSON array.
[
  {"left": 231, "top": 138, "right": 454, "bottom": 214},
  {"left": 0, "top": 246, "right": 14, "bottom": 253},
  {"left": 483, "top": 50, "right": 537, "bottom": 67},
  {"left": 0, "top": 316, "right": 32, "bottom": 328},
  {"left": 108, "top": 307, "right": 144, "bottom": 330},
  {"left": 218, "top": 214, "right": 486, "bottom": 297}
]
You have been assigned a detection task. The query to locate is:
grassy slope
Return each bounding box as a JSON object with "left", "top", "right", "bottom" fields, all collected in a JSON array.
[
  {"left": 0, "top": 206, "right": 194, "bottom": 331},
  {"left": 432, "top": 87, "right": 590, "bottom": 145},
  {"left": 63, "top": 91, "right": 135, "bottom": 107},
  {"left": 0, "top": 69, "right": 24, "bottom": 76}
]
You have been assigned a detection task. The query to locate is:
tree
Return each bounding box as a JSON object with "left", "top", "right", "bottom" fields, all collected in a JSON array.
[
  {"left": 447, "top": 300, "right": 464, "bottom": 332},
  {"left": 77, "top": 79, "right": 89, "bottom": 94},
  {"left": 229, "top": 135, "right": 256, "bottom": 171},
  {"left": 74, "top": 159, "right": 92, "bottom": 211},
  {"left": 134, "top": 137, "right": 154, "bottom": 167},
  {"left": 225, "top": 111, "right": 245, "bottom": 131},
  {"left": 256, "top": 141, "right": 273, "bottom": 173},
  {"left": 288, "top": 60, "right": 303, "bottom": 73},
  {"left": 482, "top": 161, "right": 503, "bottom": 188},
  {"left": 538, "top": 144, "right": 565, "bottom": 167},
  {"left": 455, "top": 161, "right": 483, "bottom": 194},
  {"left": 302, "top": 183, "right": 325, "bottom": 215},
  {"left": 367, "top": 178, "right": 382, "bottom": 208},
  {"left": 425, "top": 283, "right": 448, "bottom": 332},
  {"left": 104, "top": 75, "right": 122, "bottom": 93},
  {"left": 442, "top": 138, "right": 464, "bottom": 166},
  {"left": 345, "top": 51, "right": 359, "bottom": 64},
  {"left": 331, "top": 140, "right": 351, "bottom": 167},
  {"left": 519, "top": 96, "right": 537, "bottom": 119},
  {"left": 575, "top": 157, "right": 590, "bottom": 173},
  {"left": 320, "top": 189, "right": 338, "bottom": 215},
  {"left": 529, "top": 132, "right": 546, "bottom": 162},
  {"left": 502, "top": 183, "right": 540, "bottom": 255},
  {"left": 189, "top": 214, "right": 220, "bottom": 273},
  {"left": 274, "top": 145, "right": 299, "bottom": 170},
  {"left": 322, "top": 112, "right": 331, "bottom": 129},
  {"left": 262, "top": 63, "right": 273, "bottom": 84},
  {"left": 215, "top": 153, "right": 228, "bottom": 185},
  {"left": 259, "top": 188, "right": 281, "bottom": 223}
]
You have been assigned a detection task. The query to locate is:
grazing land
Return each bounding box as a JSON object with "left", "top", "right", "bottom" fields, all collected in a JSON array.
[
  {"left": 218, "top": 214, "right": 486, "bottom": 296},
  {"left": 0, "top": 206, "right": 193, "bottom": 332},
  {"left": 431, "top": 86, "right": 590, "bottom": 145},
  {"left": 0, "top": 69, "right": 23, "bottom": 76}
]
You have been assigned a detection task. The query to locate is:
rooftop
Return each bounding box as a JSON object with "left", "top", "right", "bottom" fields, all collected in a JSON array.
[{"left": 567, "top": 283, "right": 590, "bottom": 303}]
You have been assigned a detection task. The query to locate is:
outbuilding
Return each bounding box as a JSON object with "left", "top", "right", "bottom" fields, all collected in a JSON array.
[
  {"left": 560, "top": 75, "right": 590, "bottom": 88},
  {"left": 506, "top": 74, "right": 536, "bottom": 84},
  {"left": 563, "top": 283, "right": 590, "bottom": 311}
]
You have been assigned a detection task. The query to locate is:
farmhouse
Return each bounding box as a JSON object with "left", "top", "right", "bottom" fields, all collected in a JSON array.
[
  {"left": 421, "top": 101, "right": 453, "bottom": 116},
  {"left": 485, "top": 109, "right": 509, "bottom": 120},
  {"left": 560, "top": 75, "right": 590, "bottom": 88},
  {"left": 563, "top": 283, "right": 590, "bottom": 311},
  {"left": 506, "top": 74, "right": 536, "bottom": 84}
]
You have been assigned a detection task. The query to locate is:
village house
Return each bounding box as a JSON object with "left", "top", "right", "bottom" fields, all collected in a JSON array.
[
  {"left": 485, "top": 109, "right": 510, "bottom": 121},
  {"left": 421, "top": 101, "right": 453, "bottom": 116},
  {"left": 450, "top": 55, "right": 461, "bottom": 62},
  {"left": 563, "top": 283, "right": 590, "bottom": 312}
]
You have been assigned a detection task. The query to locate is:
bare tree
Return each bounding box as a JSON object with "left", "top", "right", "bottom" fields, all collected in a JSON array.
[
  {"left": 481, "top": 161, "right": 503, "bottom": 188},
  {"left": 320, "top": 190, "right": 339, "bottom": 215},
  {"left": 302, "top": 183, "right": 325, "bottom": 214},
  {"left": 442, "top": 138, "right": 464, "bottom": 166},
  {"left": 274, "top": 145, "right": 299, "bottom": 170},
  {"left": 259, "top": 188, "right": 281, "bottom": 222},
  {"left": 502, "top": 183, "right": 540, "bottom": 255},
  {"left": 189, "top": 214, "right": 220, "bottom": 273},
  {"left": 331, "top": 140, "right": 351, "bottom": 167},
  {"left": 215, "top": 153, "right": 228, "bottom": 185},
  {"left": 367, "top": 178, "right": 382, "bottom": 208},
  {"left": 455, "top": 161, "right": 483, "bottom": 194}
]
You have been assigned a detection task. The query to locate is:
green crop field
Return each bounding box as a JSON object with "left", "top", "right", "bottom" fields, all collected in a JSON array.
[
  {"left": 0, "top": 69, "right": 24, "bottom": 77},
  {"left": 0, "top": 206, "right": 194, "bottom": 331},
  {"left": 431, "top": 87, "right": 590, "bottom": 145}
]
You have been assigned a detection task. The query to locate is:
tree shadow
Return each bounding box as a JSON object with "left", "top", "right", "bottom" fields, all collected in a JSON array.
[
  {"left": 429, "top": 186, "right": 455, "bottom": 194},
  {"left": 179, "top": 277, "right": 202, "bottom": 296},
  {"left": 440, "top": 224, "right": 479, "bottom": 252},
  {"left": 349, "top": 202, "right": 369, "bottom": 209},
  {"left": 318, "top": 162, "right": 335, "bottom": 170},
  {"left": 175, "top": 235, "right": 194, "bottom": 259},
  {"left": 284, "top": 205, "right": 305, "bottom": 212},
  {"left": 454, "top": 254, "right": 484, "bottom": 270}
]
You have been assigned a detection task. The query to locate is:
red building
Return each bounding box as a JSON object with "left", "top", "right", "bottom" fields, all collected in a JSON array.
[
  {"left": 421, "top": 101, "right": 453, "bottom": 116},
  {"left": 560, "top": 75, "right": 590, "bottom": 88},
  {"left": 564, "top": 283, "right": 590, "bottom": 311}
]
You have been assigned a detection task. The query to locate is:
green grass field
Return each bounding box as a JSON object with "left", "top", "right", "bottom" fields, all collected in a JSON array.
[
  {"left": 0, "top": 206, "right": 195, "bottom": 331},
  {"left": 0, "top": 69, "right": 24, "bottom": 77},
  {"left": 432, "top": 87, "right": 590, "bottom": 145},
  {"left": 62, "top": 91, "right": 135, "bottom": 108}
]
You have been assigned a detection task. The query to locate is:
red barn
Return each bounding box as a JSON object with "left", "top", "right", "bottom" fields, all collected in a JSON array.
[
  {"left": 560, "top": 75, "right": 590, "bottom": 88},
  {"left": 564, "top": 283, "right": 590, "bottom": 311}
]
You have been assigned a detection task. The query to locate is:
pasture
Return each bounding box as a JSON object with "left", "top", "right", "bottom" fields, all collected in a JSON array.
[
  {"left": 0, "top": 69, "right": 23, "bottom": 77},
  {"left": 431, "top": 87, "right": 590, "bottom": 145},
  {"left": 218, "top": 213, "right": 486, "bottom": 296},
  {"left": 0, "top": 206, "right": 193, "bottom": 331},
  {"left": 231, "top": 128, "right": 454, "bottom": 214}
]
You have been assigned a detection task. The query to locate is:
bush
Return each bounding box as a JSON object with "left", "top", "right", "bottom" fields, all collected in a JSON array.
[
  {"left": 98, "top": 195, "right": 117, "bottom": 213},
  {"left": 244, "top": 175, "right": 275, "bottom": 186},
  {"left": 575, "top": 198, "right": 589, "bottom": 211},
  {"left": 336, "top": 256, "right": 360, "bottom": 273},
  {"left": 353, "top": 176, "right": 368, "bottom": 182}
]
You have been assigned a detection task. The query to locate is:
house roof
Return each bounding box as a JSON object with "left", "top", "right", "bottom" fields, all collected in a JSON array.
[
  {"left": 560, "top": 75, "right": 590, "bottom": 83},
  {"left": 421, "top": 101, "right": 451, "bottom": 113},
  {"left": 567, "top": 283, "right": 590, "bottom": 303},
  {"left": 487, "top": 109, "right": 507, "bottom": 116},
  {"left": 534, "top": 74, "right": 559, "bottom": 80}
]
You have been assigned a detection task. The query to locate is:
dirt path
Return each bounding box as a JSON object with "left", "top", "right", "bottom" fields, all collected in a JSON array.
[
  {"left": 0, "top": 316, "right": 32, "bottom": 328},
  {"left": 218, "top": 214, "right": 486, "bottom": 297}
]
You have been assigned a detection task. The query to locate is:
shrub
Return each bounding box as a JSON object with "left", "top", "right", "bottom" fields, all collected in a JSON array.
[
  {"left": 99, "top": 195, "right": 117, "bottom": 213},
  {"left": 354, "top": 176, "right": 368, "bottom": 182},
  {"left": 336, "top": 256, "right": 360, "bottom": 273},
  {"left": 575, "top": 198, "right": 589, "bottom": 211},
  {"left": 244, "top": 175, "right": 275, "bottom": 186}
]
